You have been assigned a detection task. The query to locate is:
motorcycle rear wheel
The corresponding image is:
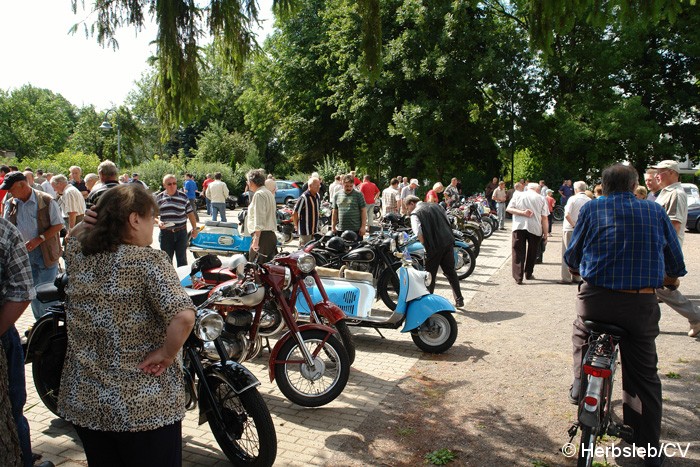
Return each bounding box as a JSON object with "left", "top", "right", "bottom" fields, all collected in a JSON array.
[
  {"left": 377, "top": 265, "right": 401, "bottom": 311},
  {"left": 32, "top": 330, "right": 67, "bottom": 417},
  {"left": 274, "top": 330, "right": 350, "bottom": 407},
  {"left": 330, "top": 320, "right": 356, "bottom": 366},
  {"left": 206, "top": 377, "right": 277, "bottom": 467},
  {"left": 411, "top": 311, "right": 458, "bottom": 353}
]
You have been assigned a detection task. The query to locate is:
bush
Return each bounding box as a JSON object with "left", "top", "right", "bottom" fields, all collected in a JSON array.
[
  {"left": 314, "top": 155, "right": 351, "bottom": 184},
  {"left": 131, "top": 159, "right": 180, "bottom": 191},
  {"left": 185, "top": 160, "right": 237, "bottom": 193},
  {"left": 20, "top": 150, "right": 101, "bottom": 178}
]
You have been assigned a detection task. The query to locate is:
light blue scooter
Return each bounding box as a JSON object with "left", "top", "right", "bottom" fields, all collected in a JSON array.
[
  {"left": 297, "top": 244, "right": 458, "bottom": 353},
  {"left": 401, "top": 232, "right": 476, "bottom": 280}
]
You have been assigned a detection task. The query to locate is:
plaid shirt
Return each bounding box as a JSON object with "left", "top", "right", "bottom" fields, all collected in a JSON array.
[
  {"left": 0, "top": 218, "right": 36, "bottom": 303},
  {"left": 564, "top": 191, "right": 686, "bottom": 290}
]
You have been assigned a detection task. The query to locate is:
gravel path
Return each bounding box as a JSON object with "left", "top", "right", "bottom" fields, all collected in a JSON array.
[{"left": 328, "top": 223, "right": 700, "bottom": 466}]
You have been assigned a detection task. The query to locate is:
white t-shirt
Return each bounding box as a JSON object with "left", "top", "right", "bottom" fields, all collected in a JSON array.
[
  {"left": 563, "top": 192, "right": 591, "bottom": 232},
  {"left": 507, "top": 189, "right": 548, "bottom": 236}
]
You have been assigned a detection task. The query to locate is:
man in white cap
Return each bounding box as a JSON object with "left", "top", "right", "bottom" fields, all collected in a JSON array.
[
  {"left": 399, "top": 178, "right": 419, "bottom": 215},
  {"left": 651, "top": 160, "right": 700, "bottom": 337}
]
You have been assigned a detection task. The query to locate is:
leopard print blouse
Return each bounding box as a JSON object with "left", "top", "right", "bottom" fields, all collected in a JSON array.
[{"left": 58, "top": 238, "right": 194, "bottom": 432}]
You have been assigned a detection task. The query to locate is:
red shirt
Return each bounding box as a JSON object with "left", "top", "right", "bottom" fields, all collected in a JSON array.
[
  {"left": 202, "top": 178, "right": 213, "bottom": 193},
  {"left": 0, "top": 175, "right": 6, "bottom": 205},
  {"left": 358, "top": 182, "right": 380, "bottom": 204},
  {"left": 425, "top": 189, "right": 438, "bottom": 202},
  {"left": 354, "top": 177, "right": 361, "bottom": 186}
]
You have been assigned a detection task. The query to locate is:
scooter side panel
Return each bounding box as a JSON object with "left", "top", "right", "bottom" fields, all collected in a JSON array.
[
  {"left": 401, "top": 294, "right": 456, "bottom": 333},
  {"left": 298, "top": 279, "right": 374, "bottom": 319}
]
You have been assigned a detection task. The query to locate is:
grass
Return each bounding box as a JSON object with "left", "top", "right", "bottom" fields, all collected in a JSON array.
[
  {"left": 425, "top": 449, "right": 456, "bottom": 465},
  {"left": 666, "top": 371, "right": 682, "bottom": 379},
  {"left": 397, "top": 427, "right": 416, "bottom": 437}
]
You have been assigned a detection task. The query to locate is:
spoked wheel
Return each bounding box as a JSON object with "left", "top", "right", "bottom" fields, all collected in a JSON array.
[
  {"left": 331, "top": 320, "right": 355, "bottom": 366},
  {"left": 553, "top": 205, "right": 565, "bottom": 221},
  {"left": 206, "top": 376, "right": 277, "bottom": 467},
  {"left": 576, "top": 426, "right": 598, "bottom": 467},
  {"left": 411, "top": 311, "right": 458, "bottom": 353},
  {"left": 32, "top": 330, "right": 67, "bottom": 417},
  {"left": 274, "top": 329, "right": 350, "bottom": 407},
  {"left": 454, "top": 246, "right": 476, "bottom": 280},
  {"left": 480, "top": 219, "right": 493, "bottom": 238}
]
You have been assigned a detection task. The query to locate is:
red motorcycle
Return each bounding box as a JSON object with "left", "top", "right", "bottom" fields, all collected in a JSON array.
[{"left": 193, "top": 250, "right": 351, "bottom": 407}]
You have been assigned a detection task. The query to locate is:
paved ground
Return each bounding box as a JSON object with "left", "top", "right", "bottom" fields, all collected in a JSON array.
[{"left": 15, "top": 211, "right": 512, "bottom": 466}]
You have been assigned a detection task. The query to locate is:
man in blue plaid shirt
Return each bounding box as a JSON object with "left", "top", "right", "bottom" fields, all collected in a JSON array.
[{"left": 564, "top": 164, "right": 685, "bottom": 467}]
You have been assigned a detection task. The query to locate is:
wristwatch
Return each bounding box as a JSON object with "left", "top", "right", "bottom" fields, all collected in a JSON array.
[{"left": 39, "top": 234, "right": 46, "bottom": 242}]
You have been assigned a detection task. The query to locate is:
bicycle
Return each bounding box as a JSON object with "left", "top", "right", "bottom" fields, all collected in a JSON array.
[{"left": 566, "top": 320, "right": 633, "bottom": 467}]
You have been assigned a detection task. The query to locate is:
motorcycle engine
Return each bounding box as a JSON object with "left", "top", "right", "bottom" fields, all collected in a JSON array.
[
  {"left": 347, "top": 261, "right": 371, "bottom": 273},
  {"left": 202, "top": 331, "right": 247, "bottom": 362},
  {"left": 258, "top": 301, "right": 287, "bottom": 337}
]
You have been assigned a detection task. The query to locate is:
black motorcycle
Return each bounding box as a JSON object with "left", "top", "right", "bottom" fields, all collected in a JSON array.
[{"left": 25, "top": 275, "right": 277, "bottom": 467}]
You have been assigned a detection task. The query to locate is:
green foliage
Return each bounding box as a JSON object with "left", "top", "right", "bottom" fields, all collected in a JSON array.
[
  {"left": 666, "top": 371, "right": 682, "bottom": 379},
  {"left": 19, "top": 150, "right": 101, "bottom": 178},
  {"left": 424, "top": 448, "right": 456, "bottom": 465},
  {"left": 192, "top": 121, "right": 259, "bottom": 167},
  {"left": 184, "top": 160, "right": 238, "bottom": 193},
  {"left": 314, "top": 155, "right": 351, "bottom": 185},
  {"left": 0, "top": 85, "right": 76, "bottom": 158},
  {"left": 131, "top": 159, "right": 181, "bottom": 191}
]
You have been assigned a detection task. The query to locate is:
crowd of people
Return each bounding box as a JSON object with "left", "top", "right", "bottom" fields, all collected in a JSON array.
[{"left": 1, "top": 158, "right": 699, "bottom": 466}]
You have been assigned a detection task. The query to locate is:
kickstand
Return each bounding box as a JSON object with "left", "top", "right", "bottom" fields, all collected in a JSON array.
[
  {"left": 373, "top": 328, "right": 386, "bottom": 339},
  {"left": 260, "top": 337, "right": 272, "bottom": 356},
  {"left": 567, "top": 424, "right": 579, "bottom": 443}
]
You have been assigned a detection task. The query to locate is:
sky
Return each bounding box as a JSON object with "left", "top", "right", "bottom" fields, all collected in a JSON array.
[{"left": 0, "top": 0, "right": 274, "bottom": 111}]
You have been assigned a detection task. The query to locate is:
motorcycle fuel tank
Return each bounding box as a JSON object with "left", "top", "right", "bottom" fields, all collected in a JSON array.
[{"left": 342, "top": 247, "right": 375, "bottom": 263}]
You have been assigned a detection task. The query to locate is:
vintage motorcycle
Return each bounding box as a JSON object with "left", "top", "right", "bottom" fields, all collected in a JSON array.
[
  {"left": 179, "top": 253, "right": 356, "bottom": 365},
  {"left": 192, "top": 250, "right": 351, "bottom": 407},
  {"left": 25, "top": 275, "right": 278, "bottom": 466},
  {"left": 297, "top": 241, "right": 458, "bottom": 353}
]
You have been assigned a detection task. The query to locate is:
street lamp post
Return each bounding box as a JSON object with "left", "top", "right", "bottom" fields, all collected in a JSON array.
[{"left": 99, "top": 109, "right": 121, "bottom": 165}]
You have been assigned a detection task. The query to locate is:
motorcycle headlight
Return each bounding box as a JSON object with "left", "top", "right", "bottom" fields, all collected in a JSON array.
[
  {"left": 297, "top": 253, "right": 316, "bottom": 274},
  {"left": 283, "top": 267, "right": 292, "bottom": 289},
  {"left": 195, "top": 309, "right": 224, "bottom": 342}
]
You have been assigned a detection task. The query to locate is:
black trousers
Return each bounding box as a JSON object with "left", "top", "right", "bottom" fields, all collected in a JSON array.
[
  {"left": 249, "top": 230, "right": 278, "bottom": 263},
  {"left": 572, "top": 283, "right": 662, "bottom": 451},
  {"left": 74, "top": 421, "right": 182, "bottom": 467},
  {"left": 159, "top": 228, "right": 188, "bottom": 267},
  {"left": 425, "top": 245, "right": 463, "bottom": 301},
  {"left": 511, "top": 229, "right": 541, "bottom": 282}
]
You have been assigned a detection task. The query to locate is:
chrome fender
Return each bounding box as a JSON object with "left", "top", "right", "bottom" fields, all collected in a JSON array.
[
  {"left": 268, "top": 323, "right": 336, "bottom": 382},
  {"left": 401, "top": 294, "right": 456, "bottom": 333}
]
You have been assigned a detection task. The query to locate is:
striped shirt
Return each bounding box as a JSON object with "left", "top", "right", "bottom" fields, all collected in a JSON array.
[
  {"left": 155, "top": 190, "right": 192, "bottom": 228},
  {"left": 332, "top": 189, "right": 366, "bottom": 232},
  {"left": 564, "top": 191, "right": 686, "bottom": 290},
  {"left": 293, "top": 190, "right": 320, "bottom": 236},
  {"left": 58, "top": 184, "right": 86, "bottom": 217}
]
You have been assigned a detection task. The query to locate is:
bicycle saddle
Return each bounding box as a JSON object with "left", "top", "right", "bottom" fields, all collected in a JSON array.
[{"left": 583, "top": 320, "right": 628, "bottom": 337}]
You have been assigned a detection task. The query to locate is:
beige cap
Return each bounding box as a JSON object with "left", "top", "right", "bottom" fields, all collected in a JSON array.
[
  {"left": 410, "top": 178, "right": 420, "bottom": 186},
  {"left": 651, "top": 160, "right": 680, "bottom": 173}
]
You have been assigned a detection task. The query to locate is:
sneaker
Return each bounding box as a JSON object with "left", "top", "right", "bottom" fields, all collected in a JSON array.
[
  {"left": 526, "top": 273, "right": 535, "bottom": 280},
  {"left": 455, "top": 298, "right": 464, "bottom": 308},
  {"left": 689, "top": 322, "right": 700, "bottom": 338},
  {"left": 568, "top": 384, "right": 579, "bottom": 405}
]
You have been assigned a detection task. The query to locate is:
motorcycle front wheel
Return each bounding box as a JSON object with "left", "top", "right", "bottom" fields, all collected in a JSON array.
[
  {"left": 454, "top": 246, "right": 476, "bottom": 280},
  {"left": 329, "top": 320, "right": 356, "bottom": 366},
  {"left": 274, "top": 329, "right": 350, "bottom": 407},
  {"left": 411, "top": 311, "right": 458, "bottom": 353},
  {"left": 377, "top": 265, "right": 401, "bottom": 311},
  {"left": 480, "top": 219, "right": 493, "bottom": 238},
  {"left": 206, "top": 377, "right": 277, "bottom": 467},
  {"left": 32, "top": 330, "right": 67, "bottom": 417}
]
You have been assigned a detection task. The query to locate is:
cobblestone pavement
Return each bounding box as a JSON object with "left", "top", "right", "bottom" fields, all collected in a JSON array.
[{"left": 16, "top": 213, "right": 513, "bottom": 466}]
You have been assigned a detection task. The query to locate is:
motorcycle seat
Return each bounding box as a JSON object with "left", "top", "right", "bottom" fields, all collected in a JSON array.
[
  {"left": 205, "top": 221, "right": 239, "bottom": 229},
  {"left": 202, "top": 267, "right": 238, "bottom": 284},
  {"left": 316, "top": 266, "right": 341, "bottom": 278},
  {"left": 342, "top": 269, "right": 374, "bottom": 283},
  {"left": 36, "top": 282, "right": 62, "bottom": 303}
]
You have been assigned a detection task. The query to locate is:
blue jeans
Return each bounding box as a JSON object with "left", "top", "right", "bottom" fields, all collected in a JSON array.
[
  {"left": 2, "top": 327, "right": 33, "bottom": 467},
  {"left": 30, "top": 254, "right": 59, "bottom": 320},
  {"left": 205, "top": 197, "right": 211, "bottom": 215},
  {"left": 211, "top": 202, "right": 227, "bottom": 222}
]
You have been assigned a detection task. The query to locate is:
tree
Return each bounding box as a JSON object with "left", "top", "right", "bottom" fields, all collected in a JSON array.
[
  {"left": 0, "top": 85, "right": 76, "bottom": 158},
  {"left": 192, "top": 121, "right": 259, "bottom": 167}
]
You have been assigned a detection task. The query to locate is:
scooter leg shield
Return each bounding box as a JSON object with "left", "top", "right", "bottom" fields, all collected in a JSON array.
[
  {"left": 401, "top": 295, "right": 456, "bottom": 333},
  {"left": 267, "top": 323, "right": 336, "bottom": 382}
]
